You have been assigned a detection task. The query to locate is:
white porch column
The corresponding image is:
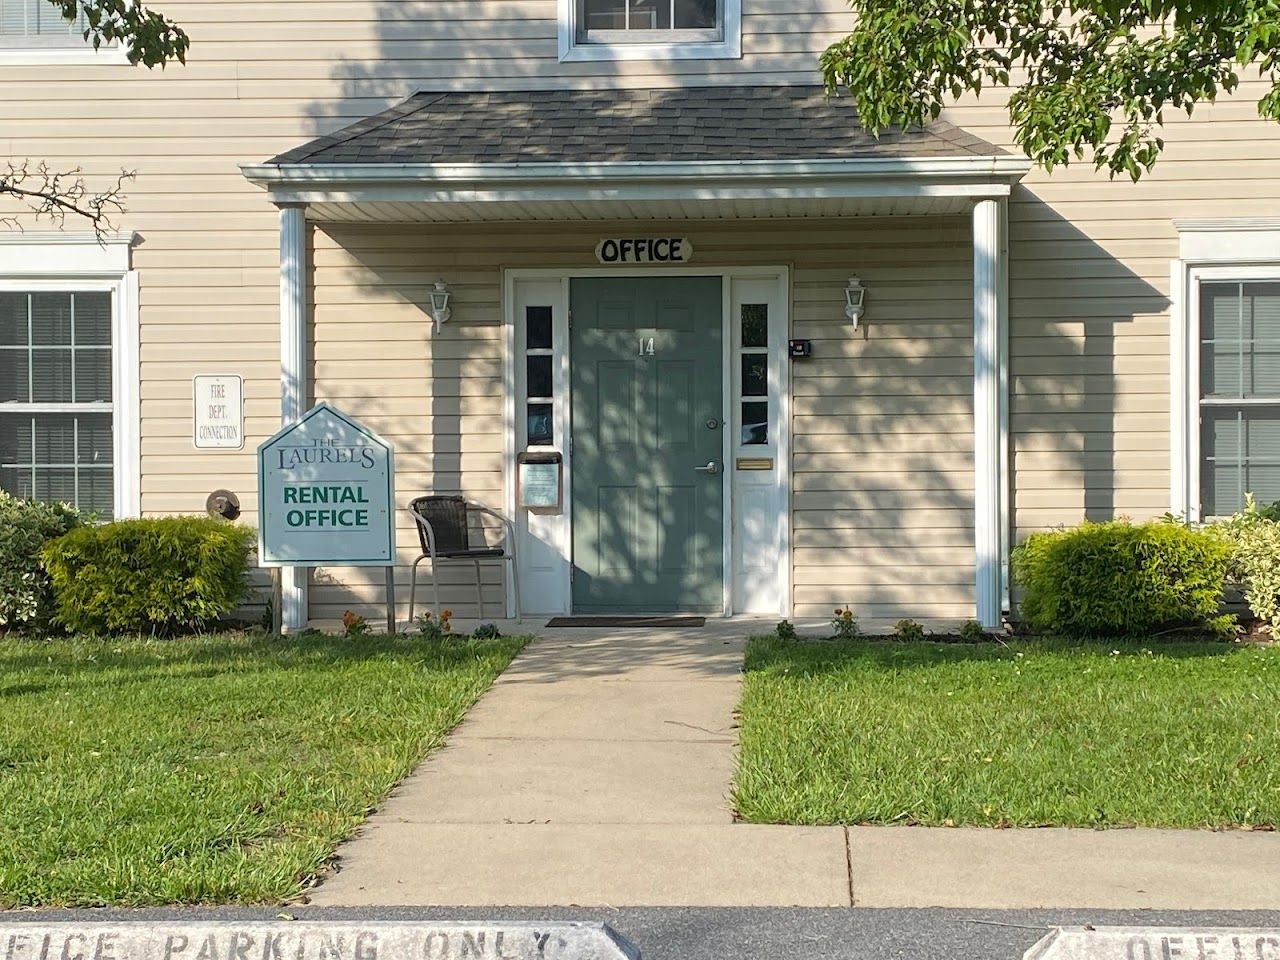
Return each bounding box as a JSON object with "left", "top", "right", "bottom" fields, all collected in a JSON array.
[
  {"left": 973, "top": 197, "right": 1007, "bottom": 628},
  {"left": 278, "top": 203, "right": 309, "bottom": 631}
]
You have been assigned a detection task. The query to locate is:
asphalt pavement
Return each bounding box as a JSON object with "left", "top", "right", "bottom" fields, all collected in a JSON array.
[{"left": 4, "top": 906, "right": 1280, "bottom": 960}]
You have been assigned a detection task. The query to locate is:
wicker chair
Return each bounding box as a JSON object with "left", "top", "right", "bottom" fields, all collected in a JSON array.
[{"left": 408, "top": 495, "right": 521, "bottom": 623}]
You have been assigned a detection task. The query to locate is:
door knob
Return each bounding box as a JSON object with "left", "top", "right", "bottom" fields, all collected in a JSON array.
[{"left": 694, "top": 460, "right": 722, "bottom": 475}]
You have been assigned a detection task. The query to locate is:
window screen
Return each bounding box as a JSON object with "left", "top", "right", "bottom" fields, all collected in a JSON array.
[
  {"left": 0, "top": 290, "right": 114, "bottom": 516},
  {"left": 1199, "top": 281, "right": 1280, "bottom": 516},
  {"left": 578, "top": 0, "right": 719, "bottom": 39}
]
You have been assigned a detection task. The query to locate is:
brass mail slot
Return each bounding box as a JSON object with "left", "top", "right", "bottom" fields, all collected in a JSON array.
[{"left": 736, "top": 457, "right": 774, "bottom": 471}]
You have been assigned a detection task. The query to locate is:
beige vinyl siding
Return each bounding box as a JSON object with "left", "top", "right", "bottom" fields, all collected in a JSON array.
[
  {"left": 3, "top": 2, "right": 1280, "bottom": 620},
  {"left": 303, "top": 218, "right": 973, "bottom": 622}
]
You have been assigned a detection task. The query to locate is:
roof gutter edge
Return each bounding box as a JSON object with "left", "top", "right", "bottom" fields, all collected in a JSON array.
[{"left": 240, "top": 155, "right": 1033, "bottom": 187}]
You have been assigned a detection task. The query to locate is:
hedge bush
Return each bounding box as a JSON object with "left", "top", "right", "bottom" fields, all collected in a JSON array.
[
  {"left": 1217, "top": 495, "right": 1280, "bottom": 635},
  {"left": 0, "top": 492, "right": 83, "bottom": 631},
  {"left": 1012, "top": 519, "right": 1234, "bottom": 638},
  {"left": 43, "top": 516, "right": 255, "bottom": 635}
]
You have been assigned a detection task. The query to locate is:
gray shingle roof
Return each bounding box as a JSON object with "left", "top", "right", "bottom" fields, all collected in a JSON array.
[{"left": 268, "top": 86, "right": 1005, "bottom": 166}]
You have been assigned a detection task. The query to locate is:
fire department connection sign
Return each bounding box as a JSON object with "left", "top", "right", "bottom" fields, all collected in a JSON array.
[{"left": 257, "top": 403, "right": 395, "bottom": 567}]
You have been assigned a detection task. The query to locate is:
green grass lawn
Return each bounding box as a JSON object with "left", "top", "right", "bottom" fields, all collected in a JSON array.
[
  {"left": 734, "top": 636, "right": 1280, "bottom": 829},
  {"left": 0, "top": 630, "right": 524, "bottom": 907}
]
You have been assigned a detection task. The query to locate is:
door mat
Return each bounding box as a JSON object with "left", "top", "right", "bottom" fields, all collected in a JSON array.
[{"left": 545, "top": 616, "right": 707, "bottom": 628}]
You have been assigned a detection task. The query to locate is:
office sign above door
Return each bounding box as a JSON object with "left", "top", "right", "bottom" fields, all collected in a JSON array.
[{"left": 595, "top": 237, "right": 693, "bottom": 264}]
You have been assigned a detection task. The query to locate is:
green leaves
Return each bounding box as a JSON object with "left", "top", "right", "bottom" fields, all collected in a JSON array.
[
  {"left": 42, "top": 516, "right": 256, "bottom": 636},
  {"left": 0, "top": 492, "right": 83, "bottom": 630},
  {"left": 43, "top": 0, "right": 188, "bottom": 67},
  {"left": 1011, "top": 519, "right": 1235, "bottom": 638},
  {"left": 823, "top": 0, "right": 1280, "bottom": 179}
]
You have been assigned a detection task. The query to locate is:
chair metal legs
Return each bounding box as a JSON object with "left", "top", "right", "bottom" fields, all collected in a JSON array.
[
  {"left": 408, "top": 554, "right": 522, "bottom": 626},
  {"left": 407, "top": 554, "right": 443, "bottom": 626},
  {"left": 507, "top": 555, "right": 522, "bottom": 620}
]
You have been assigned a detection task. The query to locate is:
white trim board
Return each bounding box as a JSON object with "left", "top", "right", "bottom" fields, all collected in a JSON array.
[
  {"left": 242, "top": 156, "right": 1032, "bottom": 211},
  {"left": 0, "top": 232, "right": 135, "bottom": 276},
  {"left": 503, "top": 265, "right": 791, "bottom": 618},
  {"left": 0, "top": 233, "right": 140, "bottom": 520}
]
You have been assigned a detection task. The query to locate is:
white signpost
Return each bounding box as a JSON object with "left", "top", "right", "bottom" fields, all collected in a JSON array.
[
  {"left": 193, "top": 375, "right": 243, "bottom": 450},
  {"left": 257, "top": 402, "right": 396, "bottom": 631}
]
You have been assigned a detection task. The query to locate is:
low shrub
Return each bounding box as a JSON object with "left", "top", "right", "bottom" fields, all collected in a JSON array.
[
  {"left": 1012, "top": 518, "right": 1234, "bottom": 638},
  {"left": 958, "top": 619, "right": 988, "bottom": 643},
  {"left": 0, "top": 492, "right": 83, "bottom": 632},
  {"left": 1217, "top": 495, "right": 1280, "bottom": 636},
  {"left": 775, "top": 619, "right": 797, "bottom": 641},
  {"left": 43, "top": 516, "right": 255, "bottom": 635},
  {"left": 893, "top": 618, "right": 927, "bottom": 642},
  {"left": 830, "top": 606, "right": 859, "bottom": 639},
  {"left": 416, "top": 609, "right": 454, "bottom": 641}
]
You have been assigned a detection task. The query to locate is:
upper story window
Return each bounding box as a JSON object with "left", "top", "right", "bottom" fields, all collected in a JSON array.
[
  {"left": 580, "top": 0, "right": 719, "bottom": 41},
  {"left": 558, "top": 0, "right": 740, "bottom": 62},
  {"left": 0, "top": 0, "right": 124, "bottom": 60}
]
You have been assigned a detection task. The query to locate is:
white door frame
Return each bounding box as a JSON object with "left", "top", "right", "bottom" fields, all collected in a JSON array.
[{"left": 502, "top": 265, "right": 791, "bottom": 617}]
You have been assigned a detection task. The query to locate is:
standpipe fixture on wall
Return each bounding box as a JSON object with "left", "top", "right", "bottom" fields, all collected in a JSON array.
[
  {"left": 428, "top": 279, "right": 452, "bottom": 334},
  {"left": 844, "top": 276, "right": 866, "bottom": 330}
]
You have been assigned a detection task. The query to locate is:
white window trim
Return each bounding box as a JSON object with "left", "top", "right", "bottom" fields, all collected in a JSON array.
[
  {"left": 557, "top": 0, "right": 741, "bottom": 61},
  {"left": 0, "top": 40, "right": 128, "bottom": 64},
  {"left": 0, "top": 232, "right": 140, "bottom": 519},
  {"left": 1171, "top": 219, "right": 1280, "bottom": 521}
]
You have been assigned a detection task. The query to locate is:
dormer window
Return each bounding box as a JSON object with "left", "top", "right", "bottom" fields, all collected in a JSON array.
[{"left": 558, "top": 0, "right": 740, "bottom": 61}]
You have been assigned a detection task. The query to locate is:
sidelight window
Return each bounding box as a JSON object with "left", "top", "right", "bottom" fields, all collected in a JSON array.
[{"left": 525, "top": 305, "right": 555, "bottom": 446}]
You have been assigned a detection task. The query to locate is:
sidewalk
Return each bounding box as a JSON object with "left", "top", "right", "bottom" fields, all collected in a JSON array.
[{"left": 305, "top": 624, "right": 1280, "bottom": 910}]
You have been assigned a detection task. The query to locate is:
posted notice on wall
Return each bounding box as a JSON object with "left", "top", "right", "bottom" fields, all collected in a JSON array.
[{"left": 193, "top": 375, "right": 243, "bottom": 450}]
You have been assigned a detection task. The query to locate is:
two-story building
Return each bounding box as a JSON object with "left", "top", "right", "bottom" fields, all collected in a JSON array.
[{"left": 3, "top": 0, "right": 1279, "bottom": 629}]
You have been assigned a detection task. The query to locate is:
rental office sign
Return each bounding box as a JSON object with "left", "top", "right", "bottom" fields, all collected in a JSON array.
[{"left": 257, "top": 402, "right": 395, "bottom": 566}]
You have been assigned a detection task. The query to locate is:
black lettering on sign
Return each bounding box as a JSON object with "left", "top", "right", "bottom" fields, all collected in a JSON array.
[
  {"left": 596, "top": 238, "right": 692, "bottom": 264},
  {"left": 420, "top": 935, "right": 448, "bottom": 960}
]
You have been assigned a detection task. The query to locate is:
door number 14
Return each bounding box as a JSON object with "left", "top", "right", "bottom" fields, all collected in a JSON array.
[{"left": 638, "top": 337, "right": 655, "bottom": 356}]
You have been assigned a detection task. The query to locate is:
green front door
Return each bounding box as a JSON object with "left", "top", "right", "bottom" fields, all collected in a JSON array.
[{"left": 570, "top": 276, "right": 724, "bottom": 613}]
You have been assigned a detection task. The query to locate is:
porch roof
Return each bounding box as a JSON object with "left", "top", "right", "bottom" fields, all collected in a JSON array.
[{"left": 243, "top": 85, "right": 1030, "bottom": 222}]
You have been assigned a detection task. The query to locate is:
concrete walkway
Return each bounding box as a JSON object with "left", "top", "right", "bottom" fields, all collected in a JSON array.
[{"left": 307, "top": 624, "right": 1280, "bottom": 909}]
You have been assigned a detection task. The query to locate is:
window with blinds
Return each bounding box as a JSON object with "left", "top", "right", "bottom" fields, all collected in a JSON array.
[
  {"left": 0, "top": 0, "right": 93, "bottom": 48},
  {"left": 0, "top": 291, "right": 115, "bottom": 517},
  {"left": 1199, "top": 280, "right": 1280, "bottom": 516},
  {"left": 577, "top": 0, "right": 721, "bottom": 41}
]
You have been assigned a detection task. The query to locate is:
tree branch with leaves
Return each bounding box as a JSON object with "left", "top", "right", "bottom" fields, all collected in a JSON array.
[
  {"left": 821, "top": 0, "right": 1280, "bottom": 180},
  {"left": 1, "top": 0, "right": 188, "bottom": 235}
]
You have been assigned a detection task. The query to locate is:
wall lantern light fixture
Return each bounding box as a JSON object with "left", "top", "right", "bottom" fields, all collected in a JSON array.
[
  {"left": 428, "top": 279, "right": 452, "bottom": 334},
  {"left": 844, "top": 276, "right": 866, "bottom": 330}
]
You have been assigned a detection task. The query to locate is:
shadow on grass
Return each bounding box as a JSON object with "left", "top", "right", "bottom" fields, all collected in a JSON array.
[
  {"left": 0, "top": 631, "right": 527, "bottom": 698},
  {"left": 744, "top": 634, "right": 1249, "bottom": 679}
]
